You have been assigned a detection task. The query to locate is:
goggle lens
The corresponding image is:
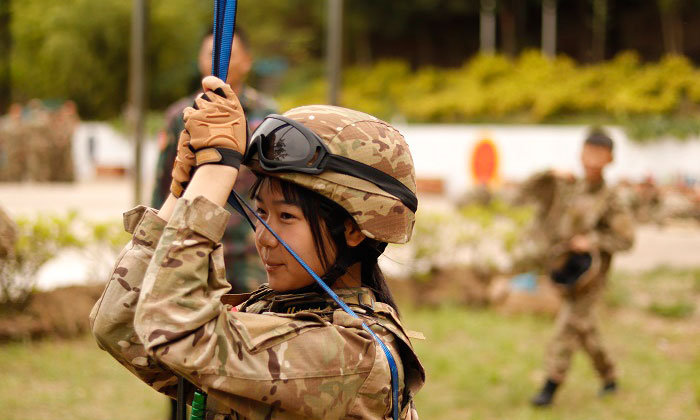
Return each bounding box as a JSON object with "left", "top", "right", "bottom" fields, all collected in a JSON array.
[{"left": 256, "top": 118, "right": 313, "bottom": 163}]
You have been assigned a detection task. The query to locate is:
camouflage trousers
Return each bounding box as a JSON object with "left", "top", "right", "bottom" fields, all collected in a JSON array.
[{"left": 546, "top": 279, "right": 616, "bottom": 383}]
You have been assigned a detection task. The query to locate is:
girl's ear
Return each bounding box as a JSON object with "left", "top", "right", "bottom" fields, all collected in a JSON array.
[{"left": 343, "top": 219, "right": 366, "bottom": 248}]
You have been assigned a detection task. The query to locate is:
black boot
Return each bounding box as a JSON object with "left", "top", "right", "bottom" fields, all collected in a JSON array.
[
  {"left": 531, "top": 379, "right": 560, "bottom": 407},
  {"left": 599, "top": 380, "right": 617, "bottom": 397}
]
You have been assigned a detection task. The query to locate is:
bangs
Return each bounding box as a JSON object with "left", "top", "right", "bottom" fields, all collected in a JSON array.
[{"left": 250, "top": 176, "right": 305, "bottom": 209}]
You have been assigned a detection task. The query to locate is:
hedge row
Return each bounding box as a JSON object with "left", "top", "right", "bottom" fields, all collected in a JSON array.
[{"left": 278, "top": 51, "right": 700, "bottom": 139}]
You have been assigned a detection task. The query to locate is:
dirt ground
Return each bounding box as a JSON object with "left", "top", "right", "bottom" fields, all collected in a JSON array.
[
  {"left": 0, "top": 284, "right": 104, "bottom": 342},
  {"left": 1, "top": 179, "right": 698, "bottom": 268}
]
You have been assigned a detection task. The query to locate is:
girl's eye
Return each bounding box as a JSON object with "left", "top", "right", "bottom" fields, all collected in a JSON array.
[
  {"left": 255, "top": 207, "right": 267, "bottom": 216},
  {"left": 280, "top": 212, "right": 295, "bottom": 220}
]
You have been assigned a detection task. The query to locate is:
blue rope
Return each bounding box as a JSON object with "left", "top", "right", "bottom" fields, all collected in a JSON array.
[
  {"left": 210, "top": 1, "right": 400, "bottom": 417},
  {"left": 228, "top": 190, "right": 401, "bottom": 420},
  {"left": 211, "top": 0, "right": 237, "bottom": 82}
]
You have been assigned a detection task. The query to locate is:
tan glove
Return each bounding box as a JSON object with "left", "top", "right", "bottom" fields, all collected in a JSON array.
[
  {"left": 183, "top": 76, "right": 247, "bottom": 169},
  {"left": 169, "top": 129, "right": 196, "bottom": 198}
]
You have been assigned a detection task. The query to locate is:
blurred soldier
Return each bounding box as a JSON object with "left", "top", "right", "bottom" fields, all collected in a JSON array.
[
  {"left": 0, "top": 104, "right": 26, "bottom": 182},
  {"left": 49, "top": 101, "right": 78, "bottom": 182},
  {"left": 524, "top": 129, "right": 635, "bottom": 407},
  {"left": 151, "top": 28, "right": 276, "bottom": 294},
  {"left": 25, "top": 99, "right": 52, "bottom": 182},
  {"left": 0, "top": 205, "right": 17, "bottom": 274}
]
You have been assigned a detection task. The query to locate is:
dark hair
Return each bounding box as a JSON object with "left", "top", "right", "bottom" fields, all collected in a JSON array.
[
  {"left": 250, "top": 176, "right": 400, "bottom": 314},
  {"left": 585, "top": 127, "right": 614, "bottom": 150},
  {"left": 206, "top": 25, "right": 250, "bottom": 51}
]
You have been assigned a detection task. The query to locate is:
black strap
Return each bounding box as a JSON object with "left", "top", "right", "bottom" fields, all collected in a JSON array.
[
  {"left": 325, "top": 155, "right": 418, "bottom": 213},
  {"left": 227, "top": 185, "right": 256, "bottom": 231},
  {"left": 208, "top": 148, "right": 243, "bottom": 169},
  {"left": 176, "top": 376, "right": 188, "bottom": 420}
]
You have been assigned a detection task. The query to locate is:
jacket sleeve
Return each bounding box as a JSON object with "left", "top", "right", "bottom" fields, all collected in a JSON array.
[
  {"left": 592, "top": 189, "right": 635, "bottom": 254},
  {"left": 90, "top": 206, "right": 180, "bottom": 398},
  {"left": 134, "top": 196, "right": 379, "bottom": 419}
]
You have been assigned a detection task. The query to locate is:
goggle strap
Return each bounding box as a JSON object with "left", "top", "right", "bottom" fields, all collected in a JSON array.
[{"left": 227, "top": 189, "right": 400, "bottom": 420}]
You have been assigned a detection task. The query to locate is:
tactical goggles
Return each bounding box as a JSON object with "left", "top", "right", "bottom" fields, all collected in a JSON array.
[{"left": 244, "top": 114, "right": 418, "bottom": 213}]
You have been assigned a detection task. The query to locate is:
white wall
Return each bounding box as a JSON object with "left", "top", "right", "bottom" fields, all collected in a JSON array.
[
  {"left": 397, "top": 124, "right": 700, "bottom": 198},
  {"left": 72, "top": 122, "right": 700, "bottom": 199},
  {"left": 72, "top": 122, "right": 158, "bottom": 184}
]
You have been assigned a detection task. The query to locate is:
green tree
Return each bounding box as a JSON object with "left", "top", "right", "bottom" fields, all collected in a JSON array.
[
  {"left": 10, "top": 0, "right": 209, "bottom": 119},
  {"left": 0, "top": 0, "right": 11, "bottom": 113}
]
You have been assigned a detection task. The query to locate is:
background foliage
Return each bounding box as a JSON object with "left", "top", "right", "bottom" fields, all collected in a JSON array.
[
  {"left": 279, "top": 51, "right": 700, "bottom": 140},
  {"left": 6, "top": 0, "right": 700, "bottom": 140},
  {"left": 0, "top": 212, "right": 129, "bottom": 309}
]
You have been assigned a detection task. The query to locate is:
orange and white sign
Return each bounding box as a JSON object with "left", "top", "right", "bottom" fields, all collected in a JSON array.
[{"left": 470, "top": 135, "right": 499, "bottom": 186}]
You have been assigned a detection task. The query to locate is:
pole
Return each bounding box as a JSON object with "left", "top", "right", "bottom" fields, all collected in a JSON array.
[
  {"left": 326, "top": 0, "right": 343, "bottom": 105},
  {"left": 541, "top": 0, "right": 557, "bottom": 58},
  {"left": 592, "top": 0, "right": 607, "bottom": 61},
  {"left": 129, "top": 0, "right": 148, "bottom": 206},
  {"left": 0, "top": 0, "right": 12, "bottom": 113},
  {"left": 480, "top": 0, "right": 496, "bottom": 54}
]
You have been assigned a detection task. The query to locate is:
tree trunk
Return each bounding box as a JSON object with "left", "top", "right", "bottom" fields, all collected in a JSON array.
[
  {"left": 658, "top": 0, "right": 683, "bottom": 55},
  {"left": 0, "top": 0, "right": 11, "bottom": 114},
  {"left": 591, "top": 0, "right": 607, "bottom": 62},
  {"left": 480, "top": 0, "right": 497, "bottom": 54},
  {"left": 500, "top": 0, "right": 517, "bottom": 57},
  {"left": 541, "top": 0, "right": 557, "bottom": 58}
]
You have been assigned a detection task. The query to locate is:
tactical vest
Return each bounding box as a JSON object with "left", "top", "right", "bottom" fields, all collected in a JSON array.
[{"left": 197, "top": 285, "right": 424, "bottom": 420}]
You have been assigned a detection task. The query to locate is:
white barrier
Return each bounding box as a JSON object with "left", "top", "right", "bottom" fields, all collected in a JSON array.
[
  {"left": 72, "top": 122, "right": 700, "bottom": 199},
  {"left": 397, "top": 124, "right": 700, "bottom": 198}
]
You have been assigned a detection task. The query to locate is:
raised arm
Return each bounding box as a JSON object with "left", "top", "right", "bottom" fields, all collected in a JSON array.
[{"left": 90, "top": 205, "right": 180, "bottom": 398}]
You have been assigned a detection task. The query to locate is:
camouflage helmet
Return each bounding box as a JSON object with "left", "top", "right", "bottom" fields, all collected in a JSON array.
[{"left": 246, "top": 105, "right": 417, "bottom": 244}]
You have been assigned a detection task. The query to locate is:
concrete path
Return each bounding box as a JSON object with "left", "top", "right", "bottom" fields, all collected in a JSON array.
[{"left": 1, "top": 180, "right": 697, "bottom": 290}]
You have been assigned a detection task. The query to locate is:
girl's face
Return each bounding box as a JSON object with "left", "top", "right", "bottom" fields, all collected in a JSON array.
[{"left": 253, "top": 179, "right": 334, "bottom": 292}]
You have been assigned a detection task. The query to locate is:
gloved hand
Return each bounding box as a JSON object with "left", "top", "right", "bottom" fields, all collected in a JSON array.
[
  {"left": 183, "top": 76, "right": 247, "bottom": 170},
  {"left": 169, "top": 129, "right": 195, "bottom": 198}
]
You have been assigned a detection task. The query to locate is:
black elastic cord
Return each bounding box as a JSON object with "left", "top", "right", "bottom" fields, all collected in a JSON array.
[{"left": 227, "top": 188, "right": 256, "bottom": 231}]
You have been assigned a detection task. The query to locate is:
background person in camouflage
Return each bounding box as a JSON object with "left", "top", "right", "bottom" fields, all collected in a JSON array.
[
  {"left": 0, "top": 101, "right": 77, "bottom": 183},
  {"left": 151, "top": 28, "right": 276, "bottom": 294},
  {"left": 0, "top": 104, "right": 27, "bottom": 182},
  {"left": 0, "top": 204, "right": 16, "bottom": 263},
  {"left": 524, "top": 129, "right": 635, "bottom": 407},
  {"left": 91, "top": 77, "right": 424, "bottom": 419}
]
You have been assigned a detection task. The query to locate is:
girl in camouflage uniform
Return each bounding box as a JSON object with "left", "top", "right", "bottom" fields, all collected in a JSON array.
[{"left": 91, "top": 77, "right": 424, "bottom": 419}]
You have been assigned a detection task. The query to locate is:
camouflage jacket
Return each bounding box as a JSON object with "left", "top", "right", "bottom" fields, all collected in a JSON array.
[
  {"left": 523, "top": 171, "right": 635, "bottom": 254},
  {"left": 91, "top": 197, "right": 424, "bottom": 420},
  {"left": 520, "top": 171, "right": 635, "bottom": 288}
]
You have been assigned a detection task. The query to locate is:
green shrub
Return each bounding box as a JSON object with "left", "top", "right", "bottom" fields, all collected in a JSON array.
[
  {"left": 0, "top": 212, "right": 129, "bottom": 310},
  {"left": 1, "top": 212, "right": 85, "bottom": 309},
  {"left": 278, "top": 51, "right": 700, "bottom": 140}
]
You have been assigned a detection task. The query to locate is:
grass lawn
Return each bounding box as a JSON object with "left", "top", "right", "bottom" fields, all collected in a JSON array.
[{"left": 1, "top": 269, "right": 698, "bottom": 420}]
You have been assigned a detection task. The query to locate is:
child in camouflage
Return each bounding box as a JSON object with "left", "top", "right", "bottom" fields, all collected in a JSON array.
[{"left": 91, "top": 76, "right": 425, "bottom": 419}]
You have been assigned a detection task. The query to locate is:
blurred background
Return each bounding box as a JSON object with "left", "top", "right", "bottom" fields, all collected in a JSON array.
[{"left": 0, "top": 1, "right": 699, "bottom": 419}]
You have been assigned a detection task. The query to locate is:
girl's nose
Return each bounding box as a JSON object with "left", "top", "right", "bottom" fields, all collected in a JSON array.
[{"left": 255, "top": 220, "right": 279, "bottom": 249}]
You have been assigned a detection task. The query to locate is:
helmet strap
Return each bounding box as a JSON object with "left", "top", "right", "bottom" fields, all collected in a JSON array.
[
  {"left": 321, "top": 239, "right": 387, "bottom": 287},
  {"left": 321, "top": 250, "right": 358, "bottom": 286}
]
